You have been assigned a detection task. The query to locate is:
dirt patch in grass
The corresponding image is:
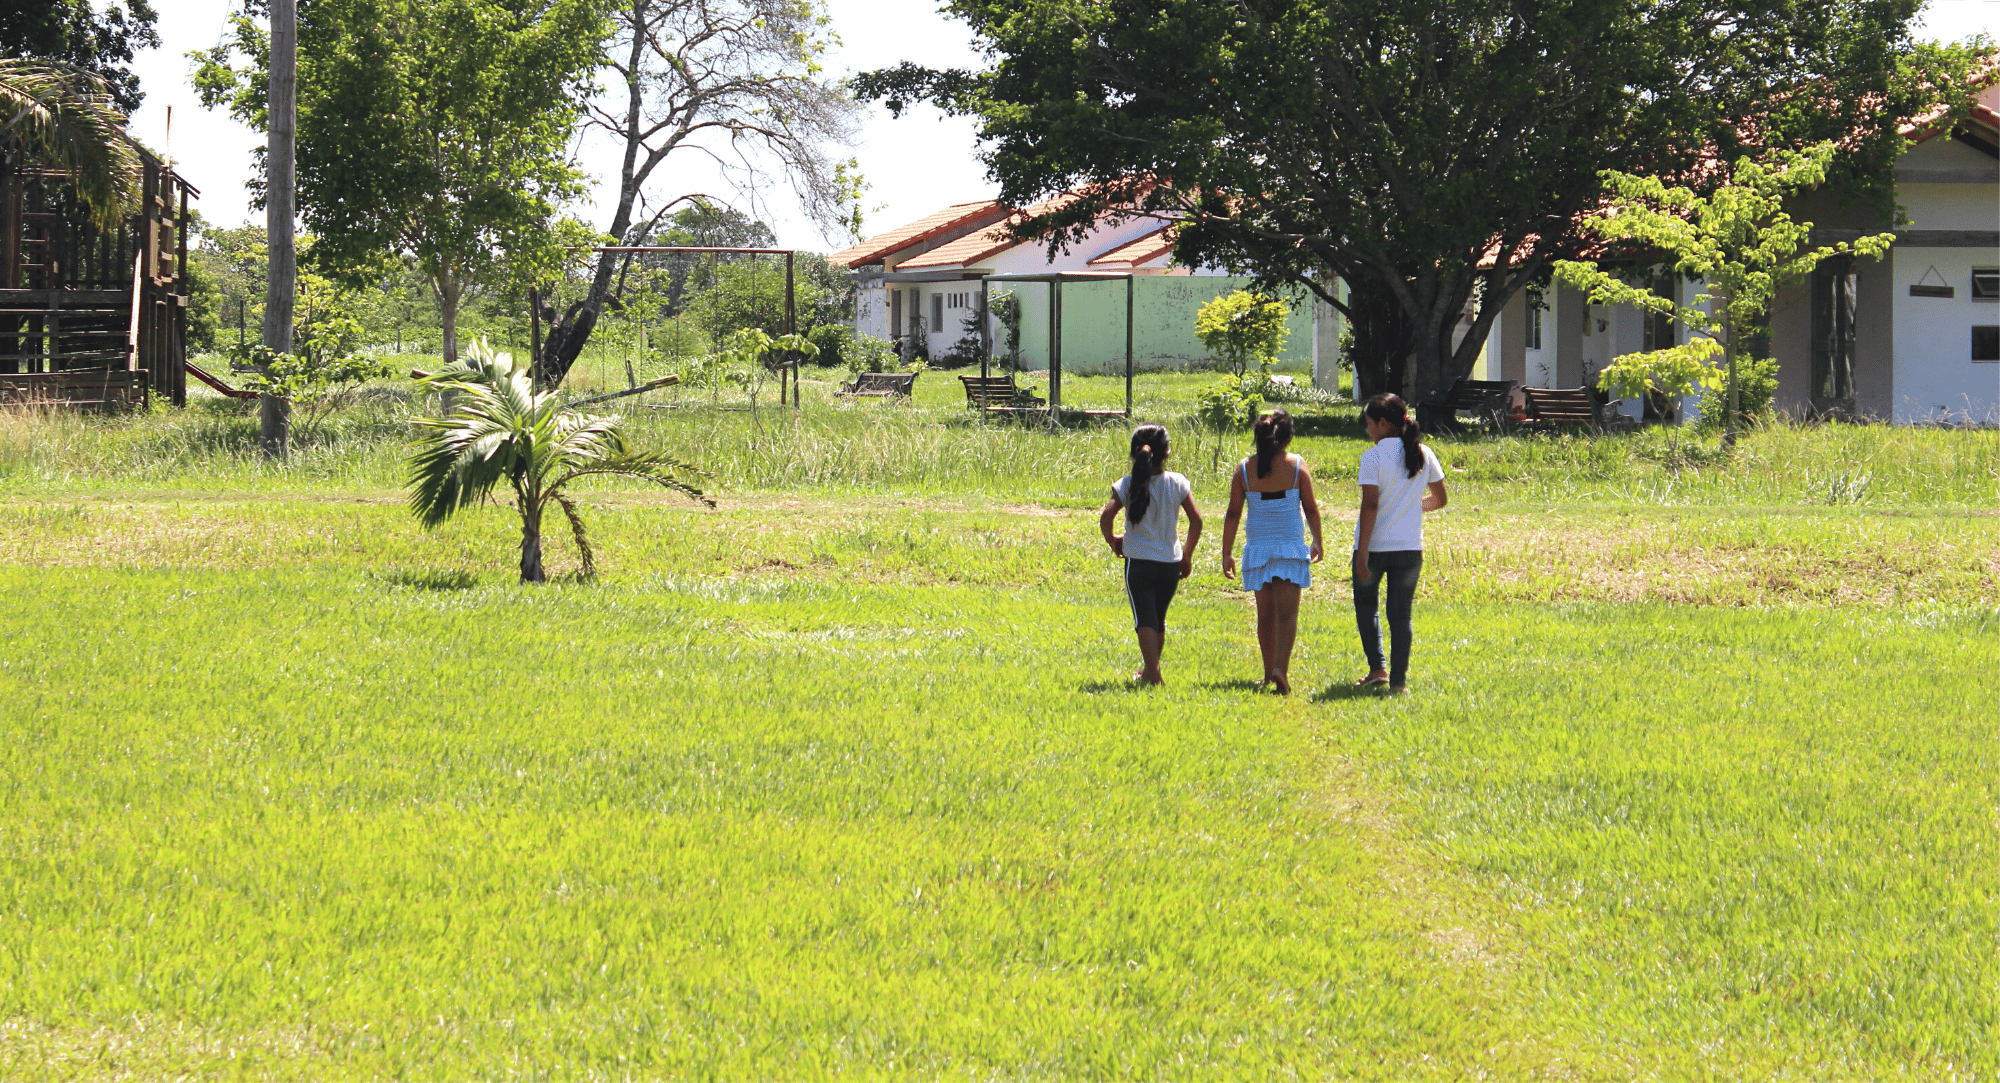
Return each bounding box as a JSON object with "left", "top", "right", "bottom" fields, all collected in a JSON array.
[{"left": 0, "top": 497, "right": 1989, "bottom": 607}]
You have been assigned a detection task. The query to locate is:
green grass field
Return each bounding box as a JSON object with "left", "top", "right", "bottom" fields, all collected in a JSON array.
[{"left": 0, "top": 374, "right": 1993, "bottom": 1078}]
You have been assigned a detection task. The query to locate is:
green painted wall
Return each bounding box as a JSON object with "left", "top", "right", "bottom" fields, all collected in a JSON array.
[{"left": 995, "top": 277, "right": 1314, "bottom": 376}]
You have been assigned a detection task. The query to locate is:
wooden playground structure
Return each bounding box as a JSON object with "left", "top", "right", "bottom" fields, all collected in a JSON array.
[{"left": 0, "top": 141, "right": 201, "bottom": 409}]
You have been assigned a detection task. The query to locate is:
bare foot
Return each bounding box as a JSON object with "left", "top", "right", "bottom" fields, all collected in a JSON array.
[
  {"left": 1133, "top": 671, "right": 1163, "bottom": 686},
  {"left": 1271, "top": 671, "right": 1291, "bottom": 696}
]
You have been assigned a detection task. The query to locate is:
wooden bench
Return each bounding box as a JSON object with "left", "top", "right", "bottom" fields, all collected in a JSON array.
[
  {"left": 837, "top": 371, "right": 918, "bottom": 398},
  {"left": 959, "top": 373, "right": 1045, "bottom": 409},
  {"left": 1522, "top": 386, "right": 1605, "bottom": 431},
  {"left": 1417, "top": 378, "right": 1517, "bottom": 433}
]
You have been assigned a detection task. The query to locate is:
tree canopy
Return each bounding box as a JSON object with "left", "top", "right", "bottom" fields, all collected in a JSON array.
[
  {"left": 858, "top": 0, "right": 1984, "bottom": 401},
  {"left": 0, "top": 0, "right": 159, "bottom": 113},
  {"left": 535, "top": 0, "right": 862, "bottom": 388}
]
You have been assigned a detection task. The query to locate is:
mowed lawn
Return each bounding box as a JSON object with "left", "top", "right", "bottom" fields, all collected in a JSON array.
[{"left": 0, "top": 469, "right": 1991, "bottom": 1078}]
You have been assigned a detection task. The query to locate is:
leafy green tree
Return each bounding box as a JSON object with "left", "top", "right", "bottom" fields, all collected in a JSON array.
[
  {"left": 187, "top": 221, "right": 268, "bottom": 352},
  {"left": 1193, "top": 291, "right": 1289, "bottom": 382},
  {"left": 408, "top": 339, "right": 711, "bottom": 583},
  {"left": 857, "top": 0, "right": 1981, "bottom": 403},
  {"left": 1, "top": 0, "right": 158, "bottom": 113},
  {"left": 1554, "top": 143, "right": 1894, "bottom": 443},
  {"left": 0, "top": 59, "right": 139, "bottom": 229},
  {"left": 192, "top": 0, "right": 607, "bottom": 366},
  {"left": 684, "top": 257, "right": 845, "bottom": 344},
  {"left": 239, "top": 343, "right": 391, "bottom": 447}
]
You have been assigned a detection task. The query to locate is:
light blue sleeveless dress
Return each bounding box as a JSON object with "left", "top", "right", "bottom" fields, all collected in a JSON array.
[{"left": 1240, "top": 458, "right": 1312, "bottom": 591}]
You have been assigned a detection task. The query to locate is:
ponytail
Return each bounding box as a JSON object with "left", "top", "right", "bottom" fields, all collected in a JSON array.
[
  {"left": 1363, "top": 393, "right": 1425, "bottom": 478},
  {"left": 1252, "top": 409, "right": 1293, "bottom": 477},
  {"left": 1125, "top": 423, "right": 1169, "bottom": 526}
]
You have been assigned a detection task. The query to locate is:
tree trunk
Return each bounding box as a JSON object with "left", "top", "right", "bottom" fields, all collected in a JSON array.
[
  {"left": 1344, "top": 277, "right": 1415, "bottom": 402},
  {"left": 518, "top": 499, "right": 546, "bottom": 583},
  {"left": 260, "top": 0, "right": 297, "bottom": 460},
  {"left": 438, "top": 274, "right": 462, "bottom": 365}
]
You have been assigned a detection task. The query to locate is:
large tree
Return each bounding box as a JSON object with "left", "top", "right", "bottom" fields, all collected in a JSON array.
[
  {"left": 193, "top": 0, "right": 607, "bottom": 365},
  {"left": 0, "top": 0, "right": 159, "bottom": 113},
  {"left": 535, "top": 0, "right": 862, "bottom": 388},
  {"left": 858, "top": 0, "right": 1979, "bottom": 401}
]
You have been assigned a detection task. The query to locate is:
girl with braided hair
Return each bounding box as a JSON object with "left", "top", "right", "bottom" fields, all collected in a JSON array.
[{"left": 1099, "top": 423, "right": 1204, "bottom": 686}]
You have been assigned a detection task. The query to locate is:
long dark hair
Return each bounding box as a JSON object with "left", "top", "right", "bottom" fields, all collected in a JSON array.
[
  {"left": 1125, "top": 423, "right": 1169, "bottom": 525},
  {"left": 1252, "top": 409, "right": 1293, "bottom": 477},
  {"left": 1363, "top": 393, "right": 1424, "bottom": 477}
]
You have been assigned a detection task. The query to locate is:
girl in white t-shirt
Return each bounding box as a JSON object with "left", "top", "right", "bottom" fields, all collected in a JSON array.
[
  {"left": 1099, "top": 423, "right": 1203, "bottom": 686},
  {"left": 1352, "top": 393, "right": 1448, "bottom": 692}
]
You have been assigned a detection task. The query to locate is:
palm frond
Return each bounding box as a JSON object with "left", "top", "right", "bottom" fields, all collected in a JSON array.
[
  {"left": 0, "top": 59, "right": 141, "bottom": 230},
  {"left": 552, "top": 492, "right": 596, "bottom": 578},
  {"left": 553, "top": 453, "right": 716, "bottom": 508}
]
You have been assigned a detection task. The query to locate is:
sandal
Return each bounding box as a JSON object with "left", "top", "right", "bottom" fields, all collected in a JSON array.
[{"left": 1356, "top": 674, "right": 1390, "bottom": 688}]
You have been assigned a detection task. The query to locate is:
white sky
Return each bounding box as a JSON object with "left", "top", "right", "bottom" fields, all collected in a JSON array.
[{"left": 129, "top": 0, "right": 1996, "bottom": 249}]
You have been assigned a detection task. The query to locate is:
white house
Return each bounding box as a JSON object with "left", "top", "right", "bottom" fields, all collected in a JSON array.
[
  {"left": 1478, "top": 73, "right": 2000, "bottom": 425},
  {"left": 830, "top": 192, "right": 1320, "bottom": 376}
]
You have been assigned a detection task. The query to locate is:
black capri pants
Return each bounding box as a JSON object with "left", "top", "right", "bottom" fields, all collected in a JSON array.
[{"left": 1124, "top": 558, "right": 1182, "bottom": 632}]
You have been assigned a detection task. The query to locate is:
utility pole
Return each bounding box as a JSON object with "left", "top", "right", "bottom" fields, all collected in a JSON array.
[{"left": 260, "top": 0, "right": 296, "bottom": 458}]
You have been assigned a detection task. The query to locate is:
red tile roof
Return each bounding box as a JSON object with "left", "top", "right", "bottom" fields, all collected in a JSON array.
[
  {"left": 827, "top": 200, "right": 1007, "bottom": 268},
  {"left": 1088, "top": 225, "right": 1177, "bottom": 267},
  {"left": 897, "top": 189, "right": 1094, "bottom": 270}
]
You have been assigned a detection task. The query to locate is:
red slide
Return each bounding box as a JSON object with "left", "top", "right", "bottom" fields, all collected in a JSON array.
[{"left": 185, "top": 360, "right": 260, "bottom": 399}]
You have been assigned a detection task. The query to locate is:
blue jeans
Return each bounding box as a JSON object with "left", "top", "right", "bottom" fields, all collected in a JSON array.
[{"left": 1353, "top": 550, "right": 1423, "bottom": 686}]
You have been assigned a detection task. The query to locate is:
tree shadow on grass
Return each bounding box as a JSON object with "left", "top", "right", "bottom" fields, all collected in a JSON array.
[
  {"left": 377, "top": 568, "right": 480, "bottom": 591},
  {"left": 1290, "top": 411, "right": 1370, "bottom": 441}
]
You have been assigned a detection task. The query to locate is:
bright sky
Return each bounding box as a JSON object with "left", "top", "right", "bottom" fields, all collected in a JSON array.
[{"left": 128, "top": 0, "right": 1995, "bottom": 250}]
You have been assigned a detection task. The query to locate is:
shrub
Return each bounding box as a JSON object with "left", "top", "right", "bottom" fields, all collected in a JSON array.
[
  {"left": 1194, "top": 290, "right": 1290, "bottom": 379},
  {"left": 806, "top": 323, "right": 849, "bottom": 368}
]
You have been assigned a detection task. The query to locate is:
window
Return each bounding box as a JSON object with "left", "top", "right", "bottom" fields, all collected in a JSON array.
[
  {"left": 1524, "top": 289, "right": 1543, "bottom": 350},
  {"left": 1974, "top": 326, "right": 2000, "bottom": 362},
  {"left": 1642, "top": 274, "right": 1676, "bottom": 351},
  {"left": 931, "top": 292, "right": 943, "bottom": 330},
  {"left": 1974, "top": 268, "right": 1999, "bottom": 301}
]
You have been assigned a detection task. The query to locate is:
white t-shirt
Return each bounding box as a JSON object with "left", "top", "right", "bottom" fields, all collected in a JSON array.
[
  {"left": 1112, "top": 471, "right": 1192, "bottom": 562},
  {"left": 1354, "top": 440, "right": 1444, "bottom": 552}
]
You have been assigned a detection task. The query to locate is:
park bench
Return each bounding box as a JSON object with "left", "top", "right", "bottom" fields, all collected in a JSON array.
[
  {"left": 1522, "top": 386, "right": 1608, "bottom": 432},
  {"left": 959, "top": 373, "right": 1045, "bottom": 409},
  {"left": 1417, "top": 378, "right": 1516, "bottom": 433},
  {"left": 838, "top": 371, "right": 919, "bottom": 398}
]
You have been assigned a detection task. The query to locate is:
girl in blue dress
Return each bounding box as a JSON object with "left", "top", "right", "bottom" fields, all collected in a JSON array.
[{"left": 1220, "top": 410, "right": 1325, "bottom": 694}]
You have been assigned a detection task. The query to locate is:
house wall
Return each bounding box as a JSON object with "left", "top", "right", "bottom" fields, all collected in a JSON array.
[
  {"left": 996, "top": 275, "right": 1316, "bottom": 375},
  {"left": 1891, "top": 244, "right": 2000, "bottom": 424},
  {"left": 1554, "top": 282, "right": 1586, "bottom": 386},
  {"left": 1852, "top": 249, "right": 1897, "bottom": 420},
  {"left": 1310, "top": 284, "right": 1343, "bottom": 393},
  {"left": 1497, "top": 288, "right": 1529, "bottom": 385}
]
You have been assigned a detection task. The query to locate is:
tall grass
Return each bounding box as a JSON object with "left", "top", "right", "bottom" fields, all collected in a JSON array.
[{"left": 0, "top": 376, "right": 1993, "bottom": 508}]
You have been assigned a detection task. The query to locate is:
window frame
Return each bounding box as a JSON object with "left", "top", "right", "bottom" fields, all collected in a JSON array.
[
  {"left": 1972, "top": 325, "right": 2000, "bottom": 363},
  {"left": 1972, "top": 267, "right": 1999, "bottom": 302}
]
